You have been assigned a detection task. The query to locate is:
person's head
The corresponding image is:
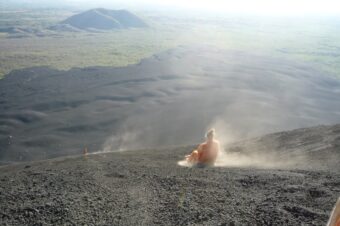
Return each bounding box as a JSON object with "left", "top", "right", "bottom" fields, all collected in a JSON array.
[{"left": 205, "top": 128, "right": 215, "bottom": 141}]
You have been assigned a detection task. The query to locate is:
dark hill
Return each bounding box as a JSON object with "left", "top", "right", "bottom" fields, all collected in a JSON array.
[
  {"left": 60, "top": 8, "right": 147, "bottom": 30},
  {"left": 0, "top": 26, "right": 46, "bottom": 38}
]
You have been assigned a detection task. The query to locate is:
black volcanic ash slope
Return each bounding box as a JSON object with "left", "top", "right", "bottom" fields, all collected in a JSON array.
[
  {"left": 0, "top": 124, "right": 339, "bottom": 225},
  {"left": 0, "top": 46, "right": 340, "bottom": 162},
  {"left": 223, "top": 124, "right": 340, "bottom": 171},
  {"left": 59, "top": 8, "right": 147, "bottom": 30}
]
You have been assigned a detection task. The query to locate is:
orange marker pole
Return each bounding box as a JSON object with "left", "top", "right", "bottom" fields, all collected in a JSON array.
[{"left": 83, "top": 147, "right": 88, "bottom": 158}]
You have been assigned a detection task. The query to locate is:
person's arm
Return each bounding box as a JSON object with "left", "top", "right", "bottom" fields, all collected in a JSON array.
[
  {"left": 196, "top": 143, "right": 204, "bottom": 160},
  {"left": 197, "top": 143, "right": 203, "bottom": 153}
]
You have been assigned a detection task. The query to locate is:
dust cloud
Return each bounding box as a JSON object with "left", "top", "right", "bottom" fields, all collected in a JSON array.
[
  {"left": 177, "top": 117, "right": 309, "bottom": 169},
  {"left": 98, "top": 46, "right": 340, "bottom": 168}
]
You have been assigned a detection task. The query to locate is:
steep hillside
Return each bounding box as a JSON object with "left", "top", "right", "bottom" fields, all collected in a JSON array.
[
  {"left": 0, "top": 124, "right": 339, "bottom": 225},
  {"left": 223, "top": 124, "right": 340, "bottom": 171}
]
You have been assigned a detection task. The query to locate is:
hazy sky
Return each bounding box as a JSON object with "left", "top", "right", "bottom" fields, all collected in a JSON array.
[
  {"left": 4, "top": 0, "right": 340, "bottom": 15},
  {"left": 64, "top": 0, "right": 340, "bottom": 15}
]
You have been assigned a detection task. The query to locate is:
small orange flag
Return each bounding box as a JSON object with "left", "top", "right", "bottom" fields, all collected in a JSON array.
[{"left": 83, "top": 147, "right": 88, "bottom": 158}]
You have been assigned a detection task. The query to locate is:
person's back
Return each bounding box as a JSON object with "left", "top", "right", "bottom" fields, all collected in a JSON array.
[
  {"left": 186, "top": 129, "right": 220, "bottom": 166},
  {"left": 198, "top": 140, "right": 219, "bottom": 165}
]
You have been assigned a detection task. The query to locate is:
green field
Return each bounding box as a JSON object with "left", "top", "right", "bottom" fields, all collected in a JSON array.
[{"left": 0, "top": 9, "right": 340, "bottom": 78}]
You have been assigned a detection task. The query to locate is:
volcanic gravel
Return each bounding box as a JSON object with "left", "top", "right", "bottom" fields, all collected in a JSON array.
[{"left": 0, "top": 124, "right": 339, "bottom": 225}]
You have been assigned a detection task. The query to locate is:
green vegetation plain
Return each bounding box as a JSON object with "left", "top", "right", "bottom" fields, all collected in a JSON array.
[{"left": 0, "top": 9, "right": 340, "bottom": 78}]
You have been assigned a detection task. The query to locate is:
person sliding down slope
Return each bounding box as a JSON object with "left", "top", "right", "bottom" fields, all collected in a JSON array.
[{"left": 185, "top": 129, "right": 220, "bottom": 167}]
